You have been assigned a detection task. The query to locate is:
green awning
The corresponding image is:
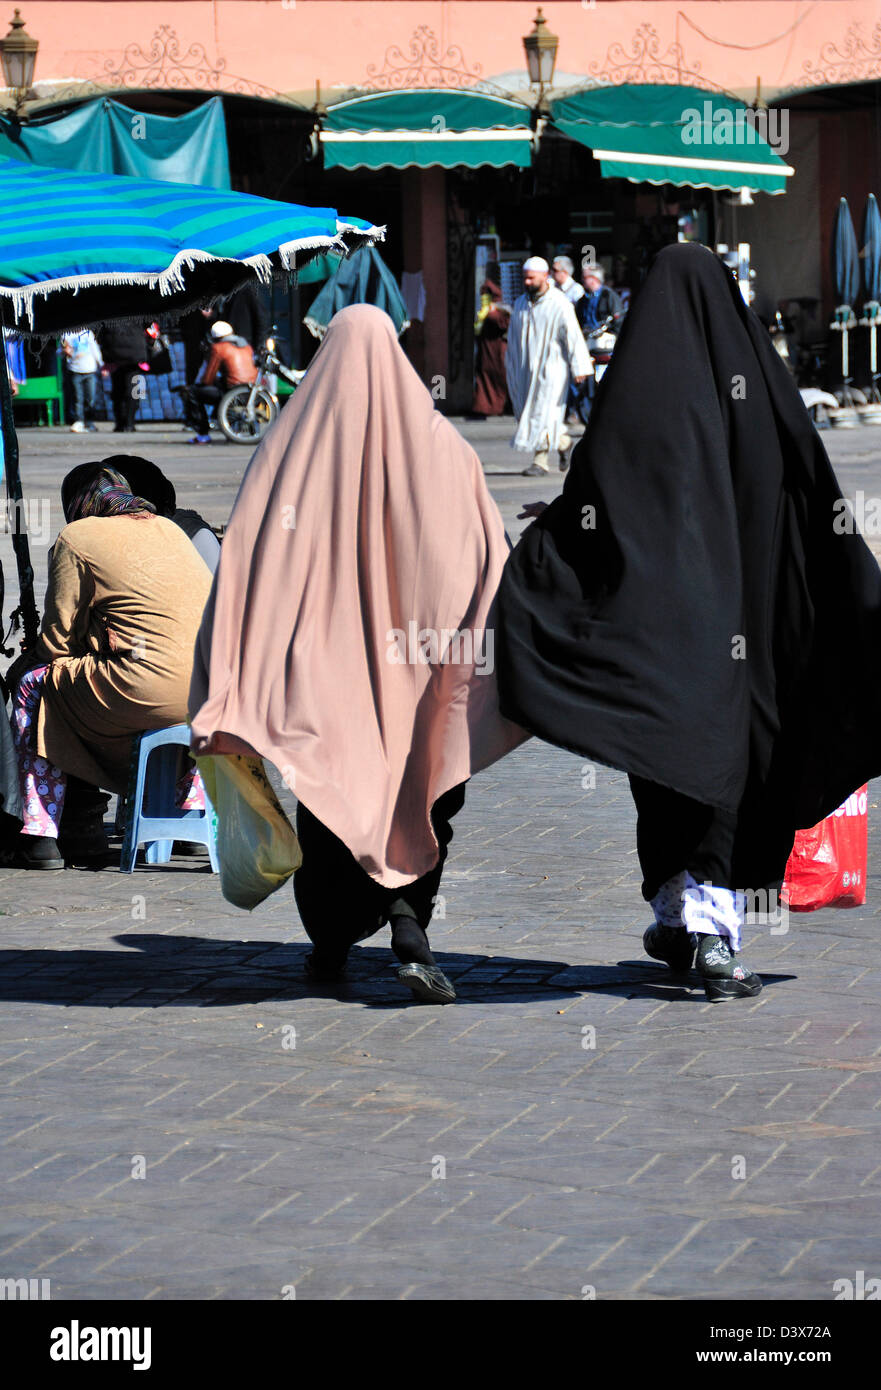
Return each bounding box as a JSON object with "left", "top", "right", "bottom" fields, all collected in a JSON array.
[
  {"left": 550, "top": 85, "right": 793, "bottom": 194},
  {"left": 322, "top": 90, "right": 534, "bottom": 171}
]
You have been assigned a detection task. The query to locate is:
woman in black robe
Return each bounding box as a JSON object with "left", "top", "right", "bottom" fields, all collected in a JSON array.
[{"left": 496, "top": 241, "right": 881, "bottom": 1001}]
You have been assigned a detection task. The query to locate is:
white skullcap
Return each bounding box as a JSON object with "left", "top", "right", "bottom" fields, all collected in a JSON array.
[
  {"left": 210, "top": 321, "right": 233, "bottom": 340},
  {"left": 522, "top": 256, "right": 549, "bottom": 272}
]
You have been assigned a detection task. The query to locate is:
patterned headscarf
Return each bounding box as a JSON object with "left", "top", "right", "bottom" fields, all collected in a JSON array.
[{"left": 63, "top": 466, "right": 156, "bottom": 524}]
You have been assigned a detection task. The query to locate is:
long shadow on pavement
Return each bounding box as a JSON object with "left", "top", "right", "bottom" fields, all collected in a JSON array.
[{"left": 0, "top": 935, "right": 796, "bottom": 1008}]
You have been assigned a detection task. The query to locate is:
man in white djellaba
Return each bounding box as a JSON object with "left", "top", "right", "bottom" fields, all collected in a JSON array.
[{"left": 506, "top": 257, "right": 593, "bottom": 476}]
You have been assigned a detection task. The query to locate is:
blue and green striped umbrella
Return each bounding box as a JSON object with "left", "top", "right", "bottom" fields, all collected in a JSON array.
[
  {"left": 0, "top": 155, "right": 383, "bottom": 646},
  {"left": 0, "top": 156, "right": 383, "bottom": 335}
]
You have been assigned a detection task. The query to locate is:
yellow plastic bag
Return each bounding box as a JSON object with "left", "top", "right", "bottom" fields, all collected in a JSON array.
[{"left": 196, "top": 755, "right": 302, "bottom": 910}]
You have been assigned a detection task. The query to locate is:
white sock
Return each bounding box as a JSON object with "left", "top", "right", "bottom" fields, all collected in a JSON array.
[
  {"left": 651, "top": 870, "right": 688, "bottom": 927},
  {"left": 681, "top": 874, "right": 743, "bottom": 953},
  {"left": 651, "top": 871, "right": 744, "bottom": 953}
]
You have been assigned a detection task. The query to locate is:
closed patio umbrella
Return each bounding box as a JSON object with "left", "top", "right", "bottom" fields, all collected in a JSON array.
[
  {"left": 860, "top": 192, "right": 881, "bottom": 406},
  {"left": 830, "top": 197, "right": 859, "bottom": 411}
]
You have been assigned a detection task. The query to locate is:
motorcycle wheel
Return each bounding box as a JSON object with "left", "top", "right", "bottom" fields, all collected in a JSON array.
[{"left": 218, "top": 386, "right": 278, "bottom": 444}]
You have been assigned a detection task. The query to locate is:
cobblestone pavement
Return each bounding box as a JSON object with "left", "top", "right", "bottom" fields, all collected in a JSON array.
[{"left": 1, "top": 420, "right": 880, "bottom": 1300}]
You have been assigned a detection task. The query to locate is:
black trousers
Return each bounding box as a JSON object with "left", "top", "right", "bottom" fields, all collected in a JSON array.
[
  {"left": 110, "top": 364, "right": 141, "bottom": 431},
  {"left": 629, "top": 775, "right": 795, "bottom": 903},
  {"left": 61, "top": 776, "right": 111, "bottom": 824},
  {"left": 294, "top": 783, "right": 467, "bottom": 954},
  {"left": 180, "top": 384, "right": 222, "bottom": 434}
]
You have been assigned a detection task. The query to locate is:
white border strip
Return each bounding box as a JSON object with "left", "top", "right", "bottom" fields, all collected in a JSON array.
[
  {"left": 591, "top": 147, "right": 793, "bottom": 177},
  {"left": 322, "top": 128, "right": 534, "bottom": 143},
  {"left": 328, "top": 90, "right": 531, "bottom": 115},
  {"left": 622, "top": 175, "right": 786, "bottom": 195}
]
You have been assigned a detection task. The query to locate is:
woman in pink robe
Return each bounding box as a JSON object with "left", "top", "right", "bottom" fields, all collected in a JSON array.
[{"left": 189, "top": 305, "right": 527, "bottom": 1003}]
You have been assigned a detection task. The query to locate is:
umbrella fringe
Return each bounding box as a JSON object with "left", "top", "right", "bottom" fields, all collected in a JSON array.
[
  {"left": 303, "top": 314, "right": 329, "bottom": 341},
  {"left": 0, "top": 236, "right": 372, "bottom": 331},
  {"left": 337, "top": 221, "right": 387, "bottom": 244}
]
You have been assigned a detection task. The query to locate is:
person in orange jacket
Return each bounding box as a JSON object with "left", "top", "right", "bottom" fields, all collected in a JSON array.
[{"left": 178, "top": 320, "right": 258, "bottom": 444}]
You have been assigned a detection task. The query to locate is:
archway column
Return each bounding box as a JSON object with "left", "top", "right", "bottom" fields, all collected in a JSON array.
[{"left": 401, "top": 166, "right": 448, "bottom": 396}]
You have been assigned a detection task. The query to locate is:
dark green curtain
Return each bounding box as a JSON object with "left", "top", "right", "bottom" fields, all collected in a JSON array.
[{"left": 303, "top": 246, "right": 409, "bottom": 339}]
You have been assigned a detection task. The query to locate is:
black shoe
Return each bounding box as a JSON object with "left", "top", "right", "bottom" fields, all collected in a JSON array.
[
  {"left": 695, "top": 934, "right": 763, "bottom": 1002},
  {"left": 304, "top": 949, "right": 347, "bottom": 981},
  {"left": 396, "top": 962, "right": 456, "bottom": 1004},
  {"left": 643, "top": 923, "right": 697, "bottom": 973},
  {"left": 4, "top": 834, "right": 64, "bottom": 870},
  {"left": 57, "top": 827, "right": 110, "bottom": 861}
]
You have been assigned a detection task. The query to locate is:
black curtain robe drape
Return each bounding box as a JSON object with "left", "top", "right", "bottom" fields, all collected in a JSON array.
[{"left": 497, "top": 242, "right": 881, "bottom": 893}]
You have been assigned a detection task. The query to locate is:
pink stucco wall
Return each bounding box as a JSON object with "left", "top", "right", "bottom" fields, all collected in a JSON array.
[{"left": 16, "top": 2, "right": 881, "bottom": 105}]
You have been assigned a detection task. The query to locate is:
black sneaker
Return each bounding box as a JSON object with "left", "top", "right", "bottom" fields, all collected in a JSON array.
[
  {"left": 696, "top": 934, "right": 763, "bottom": 1002},
  {"left": 643, "top": 923, "right": 697, "bottom": 973}
]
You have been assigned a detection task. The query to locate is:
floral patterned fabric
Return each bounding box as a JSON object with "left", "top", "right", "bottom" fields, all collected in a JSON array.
[
  {"left": 12, "top": 665, "right": 66, "bottom": 837},
  {"left": 11, "top": 663, "right": 205, "bottom": 838}
]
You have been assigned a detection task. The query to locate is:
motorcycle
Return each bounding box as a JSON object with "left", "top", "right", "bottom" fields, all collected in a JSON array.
[
  {"left": 218, "top": 340, "right": 305, "bottom": 444},
  {"left": 769, "top": 299, "right": 840, "bottom": 428},
  {"left": 768, "top": 306, "right": 798, "bottom": 375}
]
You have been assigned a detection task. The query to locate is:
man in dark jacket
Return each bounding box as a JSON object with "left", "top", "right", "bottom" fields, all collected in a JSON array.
[
  {"left": 99, "top": 322, "right": 150, "bottom": 432},
  {"left": 570, "top": 266, "right": 626, "bottom": 424},
  {"left": 576, "top": 265, "right": 626, "bottom": 340}
]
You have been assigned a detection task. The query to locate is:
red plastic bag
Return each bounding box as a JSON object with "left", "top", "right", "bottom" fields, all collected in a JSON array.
[{"left": 782, "top": 786, "right": 868, "bottom": 911}]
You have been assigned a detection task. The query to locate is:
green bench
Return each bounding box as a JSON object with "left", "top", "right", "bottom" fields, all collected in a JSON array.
[{"left": 13, "top": 349, "right": 64, "bottom": 426}]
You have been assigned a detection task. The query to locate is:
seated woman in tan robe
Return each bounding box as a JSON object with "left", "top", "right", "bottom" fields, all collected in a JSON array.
[{"left": 4, "top": 466, "right": 212, "bottom": 869}]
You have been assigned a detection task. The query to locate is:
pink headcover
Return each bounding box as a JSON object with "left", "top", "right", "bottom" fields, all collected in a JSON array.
[{"left": 189, "top": 305, "right": 527, "bottom": 887}]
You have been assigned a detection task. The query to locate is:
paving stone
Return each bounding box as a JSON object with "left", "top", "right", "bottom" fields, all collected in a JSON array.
[{"left": 1, "top": 424, "right": 881, "bottom": 1298}]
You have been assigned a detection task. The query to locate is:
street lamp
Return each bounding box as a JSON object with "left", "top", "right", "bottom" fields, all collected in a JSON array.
[
  {"left": 0, "top": 10, "right": 38, "bottom": 113},
  {"left": 523, "top": 8, "right": 558, "bottom": 113}
]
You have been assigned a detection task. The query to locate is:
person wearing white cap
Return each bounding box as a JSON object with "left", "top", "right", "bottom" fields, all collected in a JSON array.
[
  {"left": 177, "top": 319, "right": 258, "bottom": 444},
  {"left": 506, "top": 257, "right": 592, "bottom": 476}
]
